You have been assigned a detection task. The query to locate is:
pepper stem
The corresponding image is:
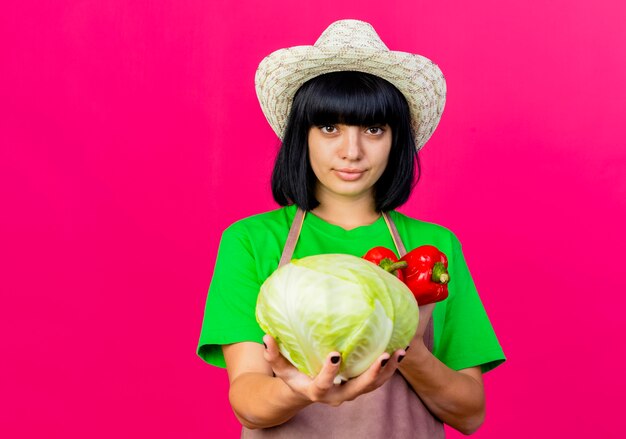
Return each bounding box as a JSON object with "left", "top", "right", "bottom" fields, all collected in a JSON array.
[
  {"left": 378, "top": 258, "right": 408, "bottom": 274},
  {"left": 432, "top": 262, "right": 450, "bottom": 284}
]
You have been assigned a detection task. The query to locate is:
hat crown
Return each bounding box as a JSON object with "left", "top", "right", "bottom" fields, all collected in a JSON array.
[{"left": 314, "top": 19, "right": 389, "bottom": 51}]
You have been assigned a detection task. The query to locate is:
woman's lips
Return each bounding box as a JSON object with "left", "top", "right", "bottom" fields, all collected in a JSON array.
[{"left": 334, "top": 168, "right": 365, "bottom": 181}]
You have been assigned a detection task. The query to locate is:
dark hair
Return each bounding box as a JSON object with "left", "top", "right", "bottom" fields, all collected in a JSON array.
[{"left": 271, "top": 71, "right": 420, "bottom": 211}]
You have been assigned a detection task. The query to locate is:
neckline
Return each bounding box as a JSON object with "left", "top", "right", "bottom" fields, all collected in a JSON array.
[{"left": 302, "top": 207, "right": 389, "bottom": 238}]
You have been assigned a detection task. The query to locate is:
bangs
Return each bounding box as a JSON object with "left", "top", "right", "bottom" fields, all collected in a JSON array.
[{"left": 298, "top": 71, "right": 407, "bottom": 128}]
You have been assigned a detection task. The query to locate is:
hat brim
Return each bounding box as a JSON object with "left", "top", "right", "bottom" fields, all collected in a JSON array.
[{"left": 255, "top": 45, "right": 446, "bottom": 150}]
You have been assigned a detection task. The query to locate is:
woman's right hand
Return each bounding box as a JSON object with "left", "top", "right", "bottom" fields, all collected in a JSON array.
[{"left": 263, "top": 334, "right": 406, "bottom": 407}]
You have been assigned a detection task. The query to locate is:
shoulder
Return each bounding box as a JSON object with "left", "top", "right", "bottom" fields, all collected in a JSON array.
[
  {"left": 223, "top": 205, "right": 297, "bottom": 238},
  {"left": 217, "top": 206, "right": 297, "bottom": 265},
  {"left": 389, "top": 210, "right": 461, "bottom": 254},
  {"left": 389, "top": 210, "right": 456, "bottom": 236}
]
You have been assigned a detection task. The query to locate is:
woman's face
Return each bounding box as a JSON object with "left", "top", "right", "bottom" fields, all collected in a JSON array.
[{"left": 308, "top": 123, "right": 392, "bottom": 203}]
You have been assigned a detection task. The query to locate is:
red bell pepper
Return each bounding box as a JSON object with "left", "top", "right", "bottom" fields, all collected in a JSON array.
[
  {"left": 400, "top": 245, "right": 450, "bottom": 305},
  {"left": 362, "top": 246, "right": 407, "bottom": 281}
]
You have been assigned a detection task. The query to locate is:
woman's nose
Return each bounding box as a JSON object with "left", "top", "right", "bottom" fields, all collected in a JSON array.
[{"left": 340, "top": 127, "right": 362, "bottom": 160}]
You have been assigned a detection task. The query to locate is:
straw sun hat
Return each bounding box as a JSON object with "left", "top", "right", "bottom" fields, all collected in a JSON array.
[{"left": 255, "top": 19, "right": 446, "bottom": 150}]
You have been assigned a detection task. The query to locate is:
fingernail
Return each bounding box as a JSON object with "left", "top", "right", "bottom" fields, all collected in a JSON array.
[
  {"left": 331, "top": 355, "right": 341, "bottom": 364},
  {"left": 398, "top": 355, "right": 405, "bottom": 363},
  {"left": 263, "top": 342, "right": 267, "bottom": 349},
  {"left": 381, "top": 358, "right": 389, "bottom": 367}
]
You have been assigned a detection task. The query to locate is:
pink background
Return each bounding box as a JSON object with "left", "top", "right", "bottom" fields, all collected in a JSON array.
[{"left": 1, "top": 1, "right": 625, "bottom": 437}]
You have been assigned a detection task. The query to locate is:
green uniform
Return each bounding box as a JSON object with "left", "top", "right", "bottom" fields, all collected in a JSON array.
[{"left": 197, "top": 205, "right": 505, "bottom": 373}]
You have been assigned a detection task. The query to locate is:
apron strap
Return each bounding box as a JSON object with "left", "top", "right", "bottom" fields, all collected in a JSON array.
[
  {"left": 382, "top": 211, "right": 407, "bottom": 257},
  {"left": 278, "top": 207, "right": 434, "bottom": 351},
  {"left": 382, "top": 211, "right": 434, "bottom": 352},
  {"left": 278, "top": 207, "right": 306, "bottom": 268}
]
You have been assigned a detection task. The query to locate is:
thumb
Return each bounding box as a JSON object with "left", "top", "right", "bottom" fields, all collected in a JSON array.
[{"left": 263, "top": 334, "right": 299, "bottom": 376}]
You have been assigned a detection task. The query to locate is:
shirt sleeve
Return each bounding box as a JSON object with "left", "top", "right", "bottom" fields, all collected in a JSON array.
[
  {"left": 196, "top": 223, "right": 265, "bottom": 368},
  {"left": 433, "top": 233, "right": 506, "bottom": 374}
]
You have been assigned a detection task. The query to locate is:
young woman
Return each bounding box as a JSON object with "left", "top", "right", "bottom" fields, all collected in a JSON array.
[{"left": 198, "top": 20, "right": 505, "bottom": 438}]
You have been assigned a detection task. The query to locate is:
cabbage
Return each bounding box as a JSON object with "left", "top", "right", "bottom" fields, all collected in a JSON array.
[{"left": 256, "top": 253, "right": 419, "bottom": 382}]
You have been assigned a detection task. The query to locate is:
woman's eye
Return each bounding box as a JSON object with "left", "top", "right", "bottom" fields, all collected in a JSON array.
[
  {"left": 367, "top": 126, "right": 384, "bottom": 135},
  {"left": 320, "top": 125, "right": 337, "bottom": 134}
]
